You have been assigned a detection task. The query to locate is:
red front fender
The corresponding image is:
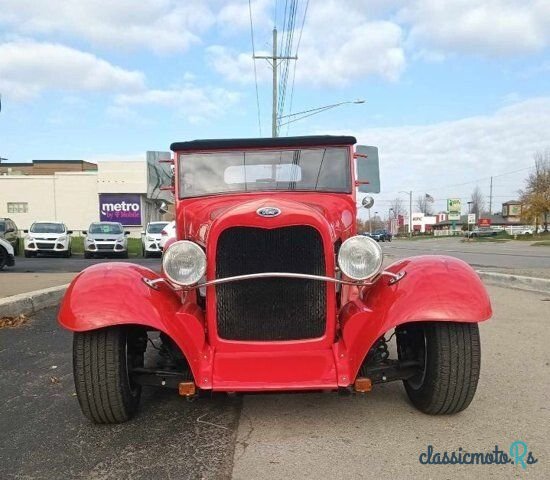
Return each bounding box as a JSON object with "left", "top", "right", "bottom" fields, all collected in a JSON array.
[
  {"left": 58, "top": 263, "right": 211, "bottom": 386},
  {"left": 340, "top": 255, "right": 492, "bottom": 382}
]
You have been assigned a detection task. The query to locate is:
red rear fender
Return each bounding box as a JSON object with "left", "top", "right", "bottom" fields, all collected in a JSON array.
[
  {"left": 340, "top": 255, "right": 492, "bottom": 381},
  {"left": 58, "top": 263, "right": 209, "bottom": 384}
]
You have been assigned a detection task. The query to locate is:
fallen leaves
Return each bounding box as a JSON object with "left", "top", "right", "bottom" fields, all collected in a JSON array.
[{"left": 0, "top": 314, "right": 28, "bottom": 329}]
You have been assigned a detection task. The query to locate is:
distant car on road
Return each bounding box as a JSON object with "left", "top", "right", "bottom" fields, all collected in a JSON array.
[
  {"left": 0, "top": 237, "right": 15, "bottom": 270},
  {"left": 159, "top": 220, "right": 176, "bottom": 251},
  {"left": 516, "top": 227, "right": 534, "bottom": 235},
  {"left": 23, "top": 221, "right": 72, "bottom": 257},
  {"left": 142, "top": 221, "right": 169, "bottom": 257},
  {"left": 0, "top": 217, "right": 20, "bottom": 255},
  {"left": 466, "top": 227, "right": 498, "bottom": 238},
  {"left": 368, "top": 229, "right": 392, "bottom": 242},
  {"left": 84, "top": 222, "right": 129, "bottom": 258}
]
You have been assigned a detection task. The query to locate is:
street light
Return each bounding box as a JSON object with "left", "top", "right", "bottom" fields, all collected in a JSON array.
[{"left": 277, "top": 99, "right": 366, "bottom": 128}]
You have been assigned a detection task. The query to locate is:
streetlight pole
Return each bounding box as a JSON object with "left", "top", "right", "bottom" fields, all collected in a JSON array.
[{"left": 400, "top": 190, "right": 413, "bottom": 238}]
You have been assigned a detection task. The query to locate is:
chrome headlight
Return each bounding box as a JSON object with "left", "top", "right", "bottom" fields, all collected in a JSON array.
[
  {"left": 57, "top": 236, "right": 67, "bottom": 242},
  {"left": 338, "top": 235, "right": 383, "bottom": 280},
  {"left": 162, "top": 241, "right": 206, "bottom": 286}
]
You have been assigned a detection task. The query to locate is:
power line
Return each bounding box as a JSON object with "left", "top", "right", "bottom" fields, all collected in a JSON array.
[
  {"left": 285, "top": 0, "right": 309, "bottom": 135},
  {"left": 248, "top": 0, "right": 262, "bottom": 136}
]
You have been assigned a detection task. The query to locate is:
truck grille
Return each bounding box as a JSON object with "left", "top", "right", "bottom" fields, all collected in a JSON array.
[
  {"left": 215, "top": 226, "right": 326, "bottom": 341},
  {"left": 36, "top": 242, "right": 55, "bottom": 249},
  {"left": 96, "top": 244, "right": 114, "bottom": 250}
]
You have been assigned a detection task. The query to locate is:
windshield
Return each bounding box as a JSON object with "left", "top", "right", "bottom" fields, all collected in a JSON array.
[
  {"left": 89, "top": 223, "right": 123, "bottom": 235},
  {"left": 179, "top": 147, "right": 351, "bottom": 198},
  {"left": 30, "top": 223, "right": 65, "bottom": 234},
  {"left": 147, "top": 222, "right": 168, "bottom": 234}
]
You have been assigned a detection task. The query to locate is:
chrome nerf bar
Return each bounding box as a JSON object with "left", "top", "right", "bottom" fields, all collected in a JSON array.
[{"left": 143, "top": 270, "right": 405, "bottom": 291}]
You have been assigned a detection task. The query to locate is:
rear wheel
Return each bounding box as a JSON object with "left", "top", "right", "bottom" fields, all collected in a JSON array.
[
  {"left": 73, "top": 327, "right": 147, "bottom": 424},
  {"left": 0, "top": 246, "right": 8, "bottom": 270},
  {"left": 397, "top": 322, "right": 481, "bottom": 415}
]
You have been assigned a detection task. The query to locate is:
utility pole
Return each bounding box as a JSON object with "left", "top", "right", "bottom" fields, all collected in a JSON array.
[
  {"left": 489, "top": 176, "right": 493, "bottom": 214},
  {"left": 400, "top": 190, "right": 413, "bottom": 238},
  {"left": 254, "top": 28, "right": 297, "bottom": 137}
]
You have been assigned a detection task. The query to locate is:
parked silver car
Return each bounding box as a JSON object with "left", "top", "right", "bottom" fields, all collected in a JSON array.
[{"left": 83, "top": 222, "right": 129, "bottom": 258}]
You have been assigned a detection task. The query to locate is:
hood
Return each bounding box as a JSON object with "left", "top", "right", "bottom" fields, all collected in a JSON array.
[
  {"left": 28, "top": 232, "right": 66, "bottom": 240},
  {"left": 86, "top": 233, "right": 124, "bottom": 241},
  {"left": 178, "top": 192, "right": 356, "bottom": 246}
]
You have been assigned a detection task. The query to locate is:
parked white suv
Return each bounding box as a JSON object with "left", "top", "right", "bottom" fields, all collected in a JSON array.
[
  {"left": 142, "top": 221, "right": 168, "bottom": 257},
  {"left": 84, "top": 222, "right": 129, "bottom": 258},
  {"left": 24, "top": 221, "right": 72, "bottom": 257},
  {"left": 159, "top": 220, "right": 176, "bottom": 251}
]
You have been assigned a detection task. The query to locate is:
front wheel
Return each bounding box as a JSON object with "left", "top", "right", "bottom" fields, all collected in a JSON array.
[
  {"left": 0, "top": 246, "right": 8, "bottom": 270},
  {"left": 73, "top": 327, "right": 146, "bottom": 423},
  {"left": 397, "top": 322, "right": 481, "bottom": 415}
]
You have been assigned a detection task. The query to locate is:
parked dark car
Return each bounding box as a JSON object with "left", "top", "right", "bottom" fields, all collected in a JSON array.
[
  {"left": 368, "top": 229, "right": 392, "bottom": 242},
  {"left": 0, "top": 217, "right": 19, "bottom": 255}
]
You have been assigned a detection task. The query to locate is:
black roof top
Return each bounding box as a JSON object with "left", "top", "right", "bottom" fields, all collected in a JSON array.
[{"left": 171, "top": 135, "right": 357, "bottom": 152}]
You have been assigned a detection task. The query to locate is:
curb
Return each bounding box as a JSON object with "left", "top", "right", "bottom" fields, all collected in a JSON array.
[
  {"left": 0, "top": 284, "right": 69, "bottom": 318},
  {"left": 477, "top": 271, "right": 550, "bottom": 295}
]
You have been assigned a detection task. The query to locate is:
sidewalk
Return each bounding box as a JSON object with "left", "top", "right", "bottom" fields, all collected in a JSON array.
[{"left": 0, "top": 272, "right": 76, "bottom": 298}]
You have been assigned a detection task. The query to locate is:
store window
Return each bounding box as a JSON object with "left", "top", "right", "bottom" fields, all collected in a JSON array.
[{"left": 7, "top": 202, "right": 28, "bottom": 213}]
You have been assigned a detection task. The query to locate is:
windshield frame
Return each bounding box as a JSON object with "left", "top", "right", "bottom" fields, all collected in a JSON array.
[
  {"left": 88, "top": 223, "right": 124, "bottom": 235},
  {"left": 30, "top": 222, "right": 66, "bottom": 234},
  {"left": 177, "top": 146, "right": 352, "bottom": 199},
  {"left": 147, "top": 222, "right": 169, "bottom": 234}
]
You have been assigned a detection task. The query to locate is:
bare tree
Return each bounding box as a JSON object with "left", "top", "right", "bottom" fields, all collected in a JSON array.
[
  {"left": 416, "top": 195, "right": 434, "bottom": 215},
  {"left": 389, "top": 197, "right": 406, "bottom": 218},
  {"left": 469, "top": 186, "right": 485, "bottom": 217},
  {"left": 520, "top": 149, "right": 550, "bottom": 232}
]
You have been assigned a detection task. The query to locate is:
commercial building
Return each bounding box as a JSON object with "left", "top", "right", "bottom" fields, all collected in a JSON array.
[{"left": 0, "top": 155, "right": 173, "bottom": 234}]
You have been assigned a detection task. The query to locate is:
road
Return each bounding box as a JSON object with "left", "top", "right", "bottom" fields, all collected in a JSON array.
[
  {"left": 0, "top": 256, "right": 161, "bottom": 297},
  {"left": 1, "top": 285, "right": 549, "bottom": 479},
  {"left": 382, "top": 237, "right": 550, "bottom": 278}
]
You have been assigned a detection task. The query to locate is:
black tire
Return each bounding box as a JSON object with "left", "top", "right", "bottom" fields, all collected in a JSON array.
[
  {"left": 397, "top": 322, "right": 481, "bottom": 415},
  {"left": 73, "top": 327, "right": 145, "bottom": 424},
  {"left": 84, "top": 251, "right": 92, "bottom": 259},
  {"left": 0, "top": 246, "right": 7, "bottom": 270},
  {"left": 24, "top": 250, "right": 33, "bottom": 258}
]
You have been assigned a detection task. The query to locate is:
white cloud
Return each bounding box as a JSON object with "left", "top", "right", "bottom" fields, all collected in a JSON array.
[
  {"left": 114, "top": 85, "right": 241, "bottom": 123},
  {"left": 400, "top": 0, "right": 550, "bottom": 57},
  {"left": 0, "top": 40, "right": 145, "bottom": 100},
  {"left": 0, "top": 0, "right": 215, "bottom": 53},
  {"left": 209, "top": 1, "right": 406, "bottom": 87},
  {"left": 348, "top": 97, "right": 550, "bottom": 212}
]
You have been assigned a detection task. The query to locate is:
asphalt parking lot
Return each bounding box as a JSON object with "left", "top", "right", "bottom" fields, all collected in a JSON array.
[
  {"left": 1, "top": 285, "right": 549, "bottom": 479},
  {"left": 0, "top": 256, "right": 160, "bottom": 298}
]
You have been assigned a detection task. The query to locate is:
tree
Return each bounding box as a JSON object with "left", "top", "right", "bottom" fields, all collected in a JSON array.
[
  {"left": 389, "top": 197, "right": 406, "bottom": 218},
  {"left": 520, "top": 149, "right": 550, "bottom": 232},
  {"left": 416, "top": 194, "right": 433, "bottom": 215},
  {"left": 469, "top": 186, "right": 485, "bottom": 218}
]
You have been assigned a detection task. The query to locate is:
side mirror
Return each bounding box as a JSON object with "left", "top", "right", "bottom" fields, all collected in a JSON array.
[
  {"left": 23, "top": 229, "right": 29, "bottom": 233},
  {"left": 355, "top": 145, "right": 380, "bottom": 193},
  {"left": 67, "top": 230, "right": 73, "bottom": 235},
  {"left": 125, "top": 231, "right": 131, "bottom": 235},
  {"left": 141, "top": 231, "right": 146, "bottom": 235},
  {"left": 159, "top": 201, "right": 168, "bottom": 214},
  {"left": 82, "top": 230, "right": 87, "bottom": 235},
  {"left": 361, "top": 196, "right": 374, "bottom": 209}
]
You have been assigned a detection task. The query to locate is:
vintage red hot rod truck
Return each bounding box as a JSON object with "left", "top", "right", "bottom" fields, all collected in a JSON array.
[{"left": 59, "top": 135, "right": 492, "bottom": 423}]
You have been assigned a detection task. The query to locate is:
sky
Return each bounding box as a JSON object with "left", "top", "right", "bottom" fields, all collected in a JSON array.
[{"left": 0, "top": 0, "right": 549, "bottom": 217}]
